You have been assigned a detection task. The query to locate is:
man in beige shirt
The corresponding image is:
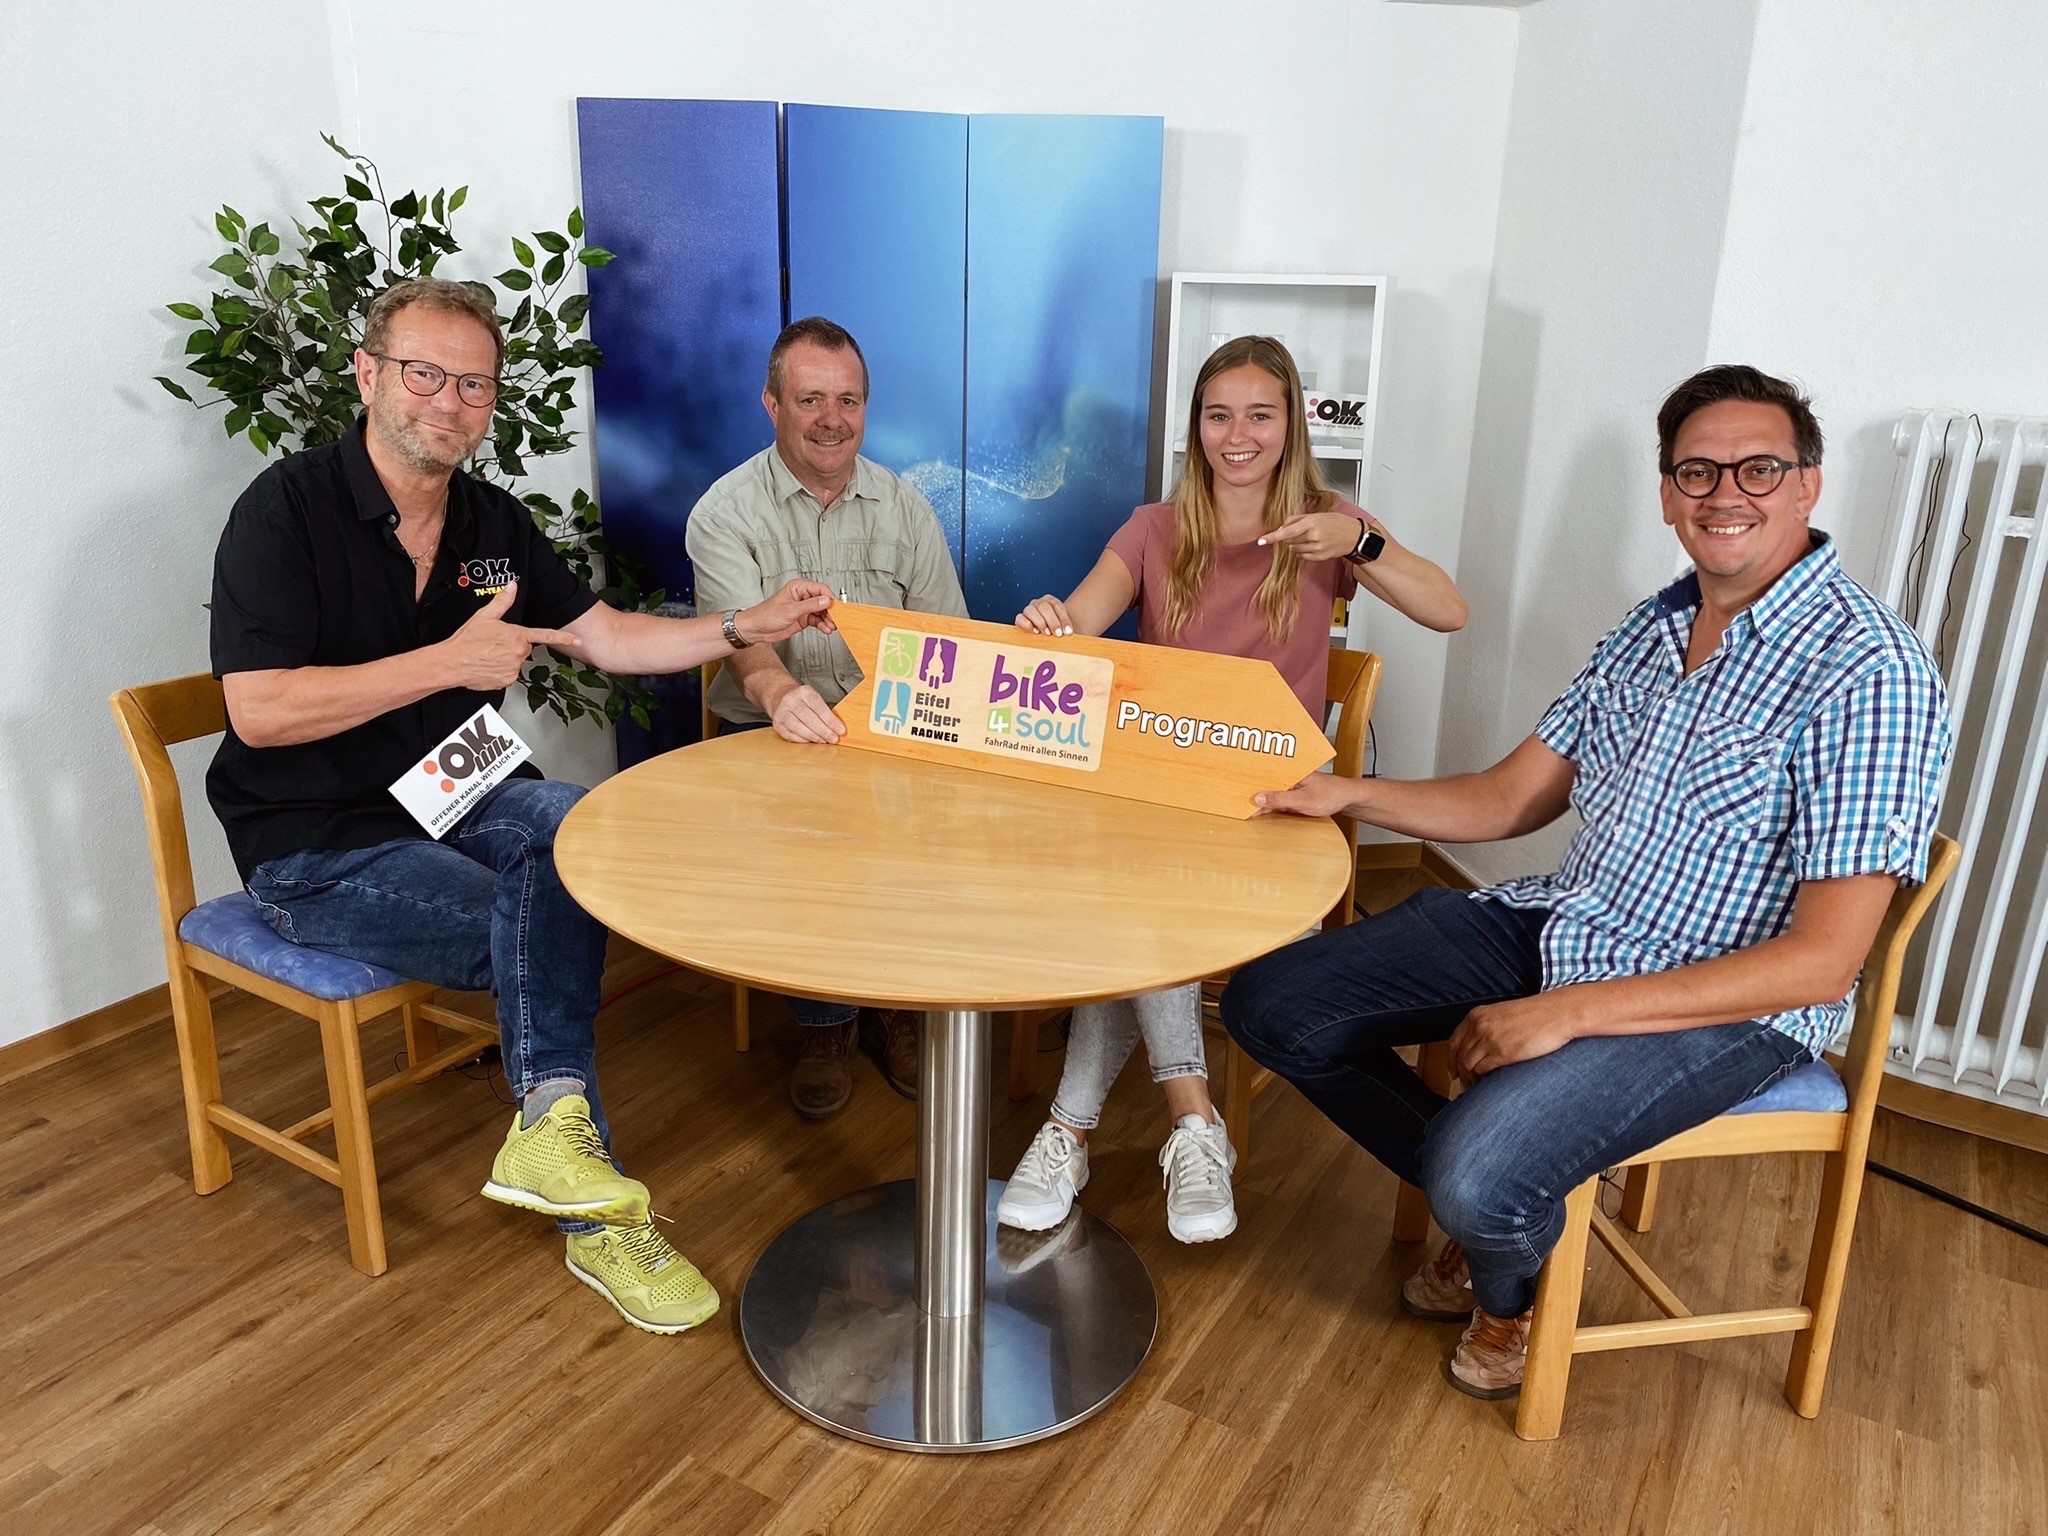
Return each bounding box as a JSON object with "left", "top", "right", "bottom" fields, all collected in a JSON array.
[{"left": 686, "top": 316, "right": 969, "bottom": 1119}]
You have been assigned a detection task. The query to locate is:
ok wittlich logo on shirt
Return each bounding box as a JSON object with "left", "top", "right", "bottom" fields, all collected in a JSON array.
[{"left": 458, "top": 557, "right": 514, "bottom": 594}]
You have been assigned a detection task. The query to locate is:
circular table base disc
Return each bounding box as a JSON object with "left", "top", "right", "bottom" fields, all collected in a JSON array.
[{"left": 739, "top": 1180, "right": 1157, "bottom": 1452}]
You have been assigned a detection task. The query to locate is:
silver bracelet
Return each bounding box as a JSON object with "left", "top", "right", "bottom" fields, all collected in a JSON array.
[{"left": 722, "top": 609, "right": 750, "bottom": 649}]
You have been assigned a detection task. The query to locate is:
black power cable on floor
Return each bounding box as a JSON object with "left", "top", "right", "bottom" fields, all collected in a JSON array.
[{"left": 1866, "top": 1159, "right": 2048, "bottom": 1249}]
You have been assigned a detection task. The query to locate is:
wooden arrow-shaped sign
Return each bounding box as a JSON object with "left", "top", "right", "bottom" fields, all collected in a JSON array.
[{"left": 829, "top": 604, "right": 1333, "bottom": 819}]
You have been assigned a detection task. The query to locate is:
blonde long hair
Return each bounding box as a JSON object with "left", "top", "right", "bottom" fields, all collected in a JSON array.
[{"left": 1163, "top": 335, "right": 1332, "bottom": 640}]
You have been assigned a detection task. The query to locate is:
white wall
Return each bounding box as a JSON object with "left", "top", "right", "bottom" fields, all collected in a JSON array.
[
  {"left": 1436, "top": 0, "right": 1763, "bottom": 883},
  {"left": 1706, "top": 0, "right": 2048, "bottom": 584},
  {"left": 2, "top": 0, "right": 1518, "bottom": 1047}
]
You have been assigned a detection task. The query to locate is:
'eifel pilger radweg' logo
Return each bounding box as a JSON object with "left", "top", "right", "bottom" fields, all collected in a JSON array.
[{"left": 875, "top": 632, "right": 962, "bottom": 741}]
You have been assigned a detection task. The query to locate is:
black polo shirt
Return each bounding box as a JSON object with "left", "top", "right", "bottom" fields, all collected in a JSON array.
[{"left": 206, "top": 419, "right": 598, "bottom": 879}]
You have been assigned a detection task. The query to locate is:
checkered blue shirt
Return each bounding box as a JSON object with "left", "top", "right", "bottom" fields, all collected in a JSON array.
[{"left": 1481, "top": 535, "right": 1952, "bottom": 1056}]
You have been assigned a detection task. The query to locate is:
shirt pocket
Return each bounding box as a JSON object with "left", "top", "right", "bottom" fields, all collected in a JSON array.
[
  {"left": 1678, "top": 713, "right": 1786, "bottom": 835},
  {"left": 1574, "top": 677, "right": 1655, "bottom": 817}
]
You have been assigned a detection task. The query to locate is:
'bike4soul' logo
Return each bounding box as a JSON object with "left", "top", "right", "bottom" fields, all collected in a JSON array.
[{"left": 873, "top": 627, "right": 1111, "bottom": 771}]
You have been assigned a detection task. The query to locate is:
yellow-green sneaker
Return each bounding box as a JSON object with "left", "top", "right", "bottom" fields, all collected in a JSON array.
[
  {"left": 565, "top": 1221, "right": 721, "bottom": 1334},
  {"left": 481, "top": 1093, "right": 648, "bottom": 1223}
]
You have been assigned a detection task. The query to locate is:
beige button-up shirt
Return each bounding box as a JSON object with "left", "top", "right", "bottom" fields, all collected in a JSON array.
[{"left": 686, "top": 446, "right": 969, "bottom": 724}]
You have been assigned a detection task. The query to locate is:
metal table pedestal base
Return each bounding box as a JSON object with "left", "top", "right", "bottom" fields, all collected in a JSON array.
[{"left": 739, "top": 1180, "right": 1157, "bottom": 1452}]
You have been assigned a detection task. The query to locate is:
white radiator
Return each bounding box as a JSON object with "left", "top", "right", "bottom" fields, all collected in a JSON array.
[{"left": 1875, "top": 412, "right": 2048, "bottom": 1113}]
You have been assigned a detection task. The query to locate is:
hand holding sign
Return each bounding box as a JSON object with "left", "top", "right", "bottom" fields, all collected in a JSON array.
[
  {"left": 1015, "top": 594, "right": 1076, "bottom": 637},
  {"left": 439, "top": 582, "right": 583, "bottom": 690},
  {"left": 740, "top": 580, "right": 838, "bottom": 645},
  {"left": 1254, "top": 771, "right": 1358, "bottom": 820}
]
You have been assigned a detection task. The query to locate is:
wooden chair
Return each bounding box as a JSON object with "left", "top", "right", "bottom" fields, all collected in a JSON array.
[
  {"left": 1003, "top": 647, "right": 1385, "bottom": 1166},
  {"left": 1514, "top": 833, "right": 1961, "bottom": 1439},
  {"left": 111, "top": 675, "right": 497, "bottom": 1276}
]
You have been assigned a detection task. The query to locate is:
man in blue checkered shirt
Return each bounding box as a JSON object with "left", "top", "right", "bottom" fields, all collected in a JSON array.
[{"left": 1223, "top": 365, "right": 1951, "bottom": 1401}]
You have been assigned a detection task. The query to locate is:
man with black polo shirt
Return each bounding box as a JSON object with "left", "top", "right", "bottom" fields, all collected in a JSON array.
[{"left": 208, "top": 278, "right": 834, "bottom": 1334}]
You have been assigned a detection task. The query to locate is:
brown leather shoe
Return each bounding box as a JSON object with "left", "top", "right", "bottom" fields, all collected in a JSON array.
[
  {"left": 1401, "top": 1237, "right": 1477, "bottom": 1322},
  {"left": 1444, "top": 1306, "right": 1532, "bottom": 1399},
  {"left": 790, "top": 1021, "right": 857, "bottom": 1120},
  {"left": 861, "top": 1009, "right": 920, "bottom": 1099}
]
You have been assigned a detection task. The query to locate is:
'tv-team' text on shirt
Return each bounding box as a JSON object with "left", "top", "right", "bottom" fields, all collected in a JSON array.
[{"left": 1481, "top": 534, "right": 1952, "bottom": 1057}]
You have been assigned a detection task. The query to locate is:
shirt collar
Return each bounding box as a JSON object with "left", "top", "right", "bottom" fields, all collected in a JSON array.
[
  {"left": 1654, "top": 531, "right": 1838, "bottom": 640},
  {"left": 768, "top": 444, "right": 875, "bottom": 508},
  {"left": 1744, "top": 531, "right": 1838, "bottom": 642},
  {"left": 341, "top": 416, "right": 475, "bottom": 536}
]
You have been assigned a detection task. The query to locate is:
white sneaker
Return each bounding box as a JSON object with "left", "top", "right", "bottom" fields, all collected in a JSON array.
[
  {"left": 998, "top": 1121, "right": 1089, "bottom": 1230},
  {"left": 1160, "top": 1114, "right": 1237, "bottom": 1243}
]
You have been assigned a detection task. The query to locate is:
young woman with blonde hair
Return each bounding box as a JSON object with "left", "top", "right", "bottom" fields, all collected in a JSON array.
[{"left": 997, "top": 334, "right": 1466, "bottom": 1243}]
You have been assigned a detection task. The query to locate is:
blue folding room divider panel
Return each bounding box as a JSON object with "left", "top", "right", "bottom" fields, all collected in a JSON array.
[
  {"left": 575, "top": 98, "right": 783, "bottom": 606},
  {"left": 784, "top": 105, "right": 969, "bottom": 575},
  {"left": 962, "top": 115, "right": 1164, "bottom": 626}
]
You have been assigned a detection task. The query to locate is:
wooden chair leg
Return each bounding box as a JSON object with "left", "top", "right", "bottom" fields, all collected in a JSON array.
[
  {"left": 1785, "top": 1147, "right": 1867, "bottom": 1417},
  {"left": 1007, "top": 1011, "right": 1039, "bottom": 1102},
  {"left": 401, "top": 1000, "right": 440, "bottom": 1070},
  {"left": 1392, "top": 1039, "right": 1455, "bottom": 1241},
  {"left": 318, "top": 1001, "right": 387, "bottom": 1277},
  {"left": 166, "top": 966, "right": 233, "bottom": 1194},
  {"left": 1393, "top": 1181, "right": 1432, "bottom": 1243},
  {"left": 1620, "top": 1163, "right": 1661, "bottom": 1234},
  {"left": 1222, "top": 1040, "right": 1256, "bottom": 1168},
  {"left": 1516, "top": 1177, "right": 1598, "bottom": 1440},
  {"left": 732, "top": 984, "right": 751, "bottom": 1053}
]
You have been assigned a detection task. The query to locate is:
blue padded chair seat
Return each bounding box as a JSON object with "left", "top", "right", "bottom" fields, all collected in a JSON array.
[
  {"left": 1727, "top": 1058, "right": 1847, "bottom": 1115},
  {"left": 179, "top": 893, "right": 410, "bottom": 1003}
]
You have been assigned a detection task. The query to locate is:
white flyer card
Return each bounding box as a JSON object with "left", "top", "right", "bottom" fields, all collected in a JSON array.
[{"left": 389, "top": 705, "right": 532, "bottom": 838}]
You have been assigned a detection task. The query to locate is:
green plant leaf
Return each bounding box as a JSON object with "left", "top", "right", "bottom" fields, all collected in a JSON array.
[
  {"left": 512, "top": 236, "right": 535, "bottom": 268},
  {"left": 449, "top": 185, "right": 468, "bottom": 211},
  {"left": 540, "top": 253, "right": 565, "bottom": 286},
  {"left": 496, "top": 269, "right": 533, "bottom": 291},
  {"left": 247, "top": 423, "right": 271, "bottom": 454},
  {"left": 210, "top": 252, "right": 249, "bottom": 278},
  {"left": 578, "top": 247, "right": 615, "bottom": 267},
  {"left": 221, "top": 204, "right": 247, "bottom": 231},
  {"left": 559, "top": 293, "right": 590, "bottom": 331},
  {"left": 249, "top": 223, "right": 281, "bottom": 257},
  {"left": 534, "top": 229, "right": 569, "bottom": 254},
  {"left": 567, "top": 207, "right": 584, "bottom": 239},
  {"left": 167, "top": 301, "right": 205, "bottom": 321},
  {"left": 154, "top": 375, "right": 195, "bottom": 402},
  {"left": 266, "top": 264, "right": 295, "bottom": 301},
  {"left": 224, "top": 403, "right": 252, "bottom": 435},
  {"left": 344, "top": 174, "right": 373, "bottom": 200},
  {"left": 431, "top": 189, "right": 446, "bottom": 223},
  {"left": 390, "top": 190, "right": 419, "bottom": 220},
  {"left": 214, "top": 211, "right": 239, "bottom": 241}
]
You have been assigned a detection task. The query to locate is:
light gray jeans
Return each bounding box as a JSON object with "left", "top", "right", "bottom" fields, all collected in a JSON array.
[{"left": 1049, "top": 982, "right": 1207, "bottom": 1131}]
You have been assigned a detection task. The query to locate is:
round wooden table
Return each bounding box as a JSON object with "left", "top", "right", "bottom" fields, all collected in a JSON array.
[{"left": 555, "top": 728, "right": 1350, "bottom": 1452}]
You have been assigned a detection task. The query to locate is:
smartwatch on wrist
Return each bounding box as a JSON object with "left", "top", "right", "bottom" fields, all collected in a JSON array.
[
  {"left": 1348, "top": 518, "right": 1387, "bottom": 564},
  {"left": 721, "top": 609, "right": 750, "bottom": 649}
]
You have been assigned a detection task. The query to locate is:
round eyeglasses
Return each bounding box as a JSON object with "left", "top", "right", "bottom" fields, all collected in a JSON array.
[
  {"left": 1665, "top": 455, "right": 1805, "bottom": 499},
  {"left": 370, "top": 353, "right": 500, "bottom": 408}
]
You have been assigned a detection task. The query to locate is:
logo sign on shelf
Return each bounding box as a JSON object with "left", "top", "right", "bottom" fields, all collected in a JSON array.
[
  {"left": 831, "top": 604, "right": 1333, "bottom": 819},
  {"left": 389, "top": 705, "right": 532, "bottom": 838},
  {"left": 1303, "top": 390, "right": 1368, "bottom": 438}
]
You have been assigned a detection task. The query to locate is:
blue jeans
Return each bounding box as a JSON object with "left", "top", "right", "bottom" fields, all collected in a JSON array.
[
  {"left": 245, "top": 777, "right": 611, "bottom": 1234},
  {"left": 1221, "top": 887, "right": 1808, "bottom": 1316}
]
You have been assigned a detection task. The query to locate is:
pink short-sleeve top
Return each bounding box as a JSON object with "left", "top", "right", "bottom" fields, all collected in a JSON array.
[{"left": 1105, "top": 498, "right": 1367, "bottom": 717}]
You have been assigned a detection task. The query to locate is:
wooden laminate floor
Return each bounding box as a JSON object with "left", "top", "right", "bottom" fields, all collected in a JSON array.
[{"left": 6, "top": 918, "right": 2048, "bottom": 1533}]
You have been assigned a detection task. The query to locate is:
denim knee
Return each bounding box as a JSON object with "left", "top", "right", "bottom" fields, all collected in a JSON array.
[
  {"left": 1219, "top": 954, "right": 1293, "bottom": 1064},
  {"left": 1418, "top": 1118, "right": 1536, "bottom": 1257},
  {"left": 517, "top": 779, "right": 586, "bottom": 845}
]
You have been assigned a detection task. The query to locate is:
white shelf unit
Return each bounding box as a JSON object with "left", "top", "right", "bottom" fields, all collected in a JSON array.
[{"left": 1158, "top": 272, "right": 1387, "bottom": 511}]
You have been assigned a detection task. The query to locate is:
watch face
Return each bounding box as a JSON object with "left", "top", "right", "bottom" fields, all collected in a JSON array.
[{"left": 1361, "top": 529, "right": 1387, "bottom": 563}]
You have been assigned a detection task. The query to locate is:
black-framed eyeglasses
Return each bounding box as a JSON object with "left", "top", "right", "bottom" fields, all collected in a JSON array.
[
  {"left": 370, "top": 353, "right": 500, "bottom": 408},
  {"left": 1665, "top": 454, "right": 1807, "bottom": 499}
]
